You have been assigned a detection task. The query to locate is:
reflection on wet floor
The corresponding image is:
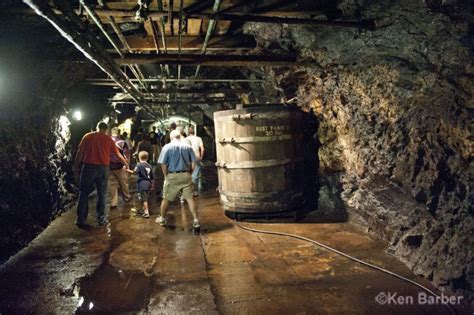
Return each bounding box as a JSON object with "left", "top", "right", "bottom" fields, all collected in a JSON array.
[
  {"left": 0, "top": 184, "right": 469, "bottom": 314},
  {"left": 76, "top": 264, "right": 156, "bottom": 313}
]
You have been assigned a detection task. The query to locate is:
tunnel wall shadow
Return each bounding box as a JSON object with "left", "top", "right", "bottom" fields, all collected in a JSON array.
[{"left": 299, "top": 109, "right": 348, "bottom": 223}]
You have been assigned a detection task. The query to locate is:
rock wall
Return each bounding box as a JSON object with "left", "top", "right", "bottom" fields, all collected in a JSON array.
[
  {"left": 245, "top": 0, "right": 473, "bottom": 297},
  {"left": 0, "top": 100, "right": 75, "bottom": 263},
  {"left": 0, "top": 9, "right": 99, "bottom": 264}
]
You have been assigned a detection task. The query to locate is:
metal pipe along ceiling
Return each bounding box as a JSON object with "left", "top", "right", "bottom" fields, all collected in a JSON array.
[{"left": 22, "top": 0, "right": 145, "bottom": 109}]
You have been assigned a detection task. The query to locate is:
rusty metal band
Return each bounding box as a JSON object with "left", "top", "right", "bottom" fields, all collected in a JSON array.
[
  {"left": 215, "top": 158, "right": 304, "bottom": 169},
  {"left": 216, "top": 134, "right": 303, "bottom": 144}
]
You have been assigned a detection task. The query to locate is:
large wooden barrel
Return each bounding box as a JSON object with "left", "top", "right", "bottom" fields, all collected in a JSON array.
[{"left": 214, "top": 105, "right": 305, "bottom": 215}]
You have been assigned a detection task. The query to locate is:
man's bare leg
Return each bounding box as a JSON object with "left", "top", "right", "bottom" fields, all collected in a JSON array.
[
  {"left": 185, "top": 197, "right": 198, "bottom": 220},
  {"left": 156, "top": 198, "right": 169, "bottom": 225},
  {"left": 143, "top": 201, "right": 149, "bottom": 217},
  {"left": 160, "top": 198, "right": 169, "bottom": 217}
]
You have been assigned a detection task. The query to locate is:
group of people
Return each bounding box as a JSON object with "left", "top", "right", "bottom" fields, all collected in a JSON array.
[
  {"left": 131, "top": 126, "right": 161, "bottom": 166},
  {"left": 74, "top": 121, "right": 205, "bottom": 230}
]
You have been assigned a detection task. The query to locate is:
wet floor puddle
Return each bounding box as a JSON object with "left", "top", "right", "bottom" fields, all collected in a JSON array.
[
  {"left": 74, "top": 219, "right": 205, "bottom": 313},
  {"left": 75, "top": 263, "right": 156, "bottom": 313},
  {"left": 75, "top": 215, "right": 156, "bottom": 314}
]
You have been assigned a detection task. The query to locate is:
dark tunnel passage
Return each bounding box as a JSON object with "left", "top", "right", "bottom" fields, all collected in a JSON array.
[{"left": 0, "top": 0, "right": 473, "bottom": 313}]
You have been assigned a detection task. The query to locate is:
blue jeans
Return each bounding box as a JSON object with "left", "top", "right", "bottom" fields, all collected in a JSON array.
[
  {"left": 192, "top": 160, "right": 203, "bottom": 193},
  {"left": 77, "top": 164, "right": 109, "bottom": 224}
]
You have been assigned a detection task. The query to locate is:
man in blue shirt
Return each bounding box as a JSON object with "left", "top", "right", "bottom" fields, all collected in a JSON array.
[{"left": 156, "top": 130, "right": 200, "bottom": 228}]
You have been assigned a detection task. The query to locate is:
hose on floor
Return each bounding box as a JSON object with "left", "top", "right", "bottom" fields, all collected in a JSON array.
[{"left": 232, "top": 221, "right": 457, "bottom": 314}]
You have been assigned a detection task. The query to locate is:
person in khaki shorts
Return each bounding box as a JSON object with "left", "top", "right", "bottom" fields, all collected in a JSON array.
[
  {"left": 156, "top": 130, "right": 200, "bottom": 229},
  {"left": 109, "top": 127, "right": 132, "bottom": 208}
]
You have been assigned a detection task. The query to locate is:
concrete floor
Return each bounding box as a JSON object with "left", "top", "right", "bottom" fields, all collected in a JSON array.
[{"left": 0, "top": 184, "right": 467, "bottom": 314}]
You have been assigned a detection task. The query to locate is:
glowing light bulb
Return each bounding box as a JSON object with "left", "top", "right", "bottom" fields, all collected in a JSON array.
[{"left": 73, "top": 110, "right": 82, "bottom": 121}]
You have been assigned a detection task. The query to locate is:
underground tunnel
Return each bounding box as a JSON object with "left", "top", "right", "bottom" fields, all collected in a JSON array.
[{"left": 0, "top": 0, "right": 472, "bottom": 313}]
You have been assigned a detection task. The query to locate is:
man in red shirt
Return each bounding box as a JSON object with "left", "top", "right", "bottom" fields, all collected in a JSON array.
[{"left": 74, "top": 122, "right": 129, "bottom": 228}]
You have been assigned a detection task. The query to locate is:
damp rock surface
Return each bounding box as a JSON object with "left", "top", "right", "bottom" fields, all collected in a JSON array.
[
  {"left": 245, "top": 0, "right": 473, "bottom": 297},
  {"left": 0, "top": 8, "right": 102, "bottom": 264}
]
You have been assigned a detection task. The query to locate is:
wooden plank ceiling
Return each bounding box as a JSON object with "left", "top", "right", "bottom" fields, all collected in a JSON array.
[
  {"left": 22, "top": 0, "right": 374, "bottom": 116},
  {"left": 86, "top": 0, "right": 327, "bottom": 53},
  {"left": 98, "top": 0, "right": 242, "bottom": 51}
]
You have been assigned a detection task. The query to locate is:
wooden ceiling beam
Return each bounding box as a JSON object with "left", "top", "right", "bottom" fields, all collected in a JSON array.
[
  {"left": 113, "top": 100, "right": 239, "bottom": 105},
  {"left": 183, "top": 0, "right": 215, "bottom": 14},
  {"left": 91, "top": 9, "right": 375, "bottom": 29},
  {"left": 115, "top": 53, "right": 309, "bottom": 66},
  {"left": 123, "top": 35, "right": 255, "bottom": 51},
  {"left": 22, "top": 0, "right": 146, "bottom": 107},
  {"left": 137, "top": 88, "right": 245, "bottom": 94},
  {"left": 87, "top": 78, "right": 265, "bottom": 85},
  {"left": 14, "top": 7, "right": 325, "bottom": 18}
]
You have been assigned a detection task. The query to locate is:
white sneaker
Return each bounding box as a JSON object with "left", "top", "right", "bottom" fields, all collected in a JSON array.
[
  {"left": 155, "top": 216, "right": 166, "bottom": 226},
  {"left": 192, "top": 219, "right": 200, "bottom": 229}
]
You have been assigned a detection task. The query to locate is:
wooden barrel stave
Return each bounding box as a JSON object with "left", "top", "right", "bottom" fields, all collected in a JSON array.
[{"left": 214, "top": 105, "right": 305, "bottom": 214}]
